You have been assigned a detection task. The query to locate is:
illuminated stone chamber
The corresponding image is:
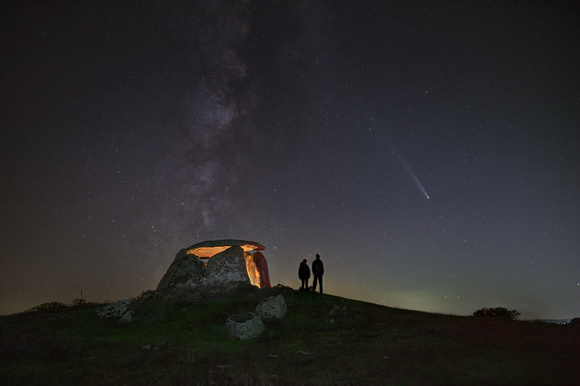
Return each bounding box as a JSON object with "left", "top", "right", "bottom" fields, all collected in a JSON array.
[{"left": 156, "top": 239, "right": 271, "bottom": 301}]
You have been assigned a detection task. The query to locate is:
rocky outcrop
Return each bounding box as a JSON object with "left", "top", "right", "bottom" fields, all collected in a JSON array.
[
  {"left": 225, "top": 312, "right": 265, "bottom": 340},
  {"left": 97, "top": 299, "right": 134, "bottom": 323},
  {"left": 255, "top": 295, "right": 287, "bottom": 321}
]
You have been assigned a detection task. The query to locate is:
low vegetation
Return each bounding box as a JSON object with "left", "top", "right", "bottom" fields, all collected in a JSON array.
[
  {"left": 472, "top": 307, "right": 521, "bottom": 320},
  {"left": 1, "top": 287, "right": 578, "bottom": 385}
]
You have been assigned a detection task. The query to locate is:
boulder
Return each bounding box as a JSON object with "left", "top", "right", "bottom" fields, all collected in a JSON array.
[
  {"left": 255, "top": 295, "right": 287, "bottom": 321},
  {"left": 226, "top": 312, "right": 265, "bottom": 340},
  {"left": 97, "top": 299, "right": 134, "bottom": 323},
  {"left": 327, "top": 305, "right": 348, "bottom": 323},
  {"left": 329, "top": 305, "right": 348, "bottom": 318}
]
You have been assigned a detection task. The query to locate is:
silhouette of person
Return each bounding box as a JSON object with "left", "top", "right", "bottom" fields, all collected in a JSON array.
[
  {"left": 312, "top": 253, "right": 324, "bottom": 294},
  {"left": 298, "top": 258, "right": 311, "bottom": 290}
]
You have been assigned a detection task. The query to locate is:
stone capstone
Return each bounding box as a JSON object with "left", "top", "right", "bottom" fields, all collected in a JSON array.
[
  {"left": 156, "top": 240, "right": 271, "bottom": 301},
  {"left": 97, "top": 299, "right": 134, "bottom": 323},
  {"left": 185, "top": 239, "right": 265, "bottom": 257},
  {"left": 255, "top": 295, "right": 287, "bottom": 321},
  {"left": 225, "top": 312, "right": 265, "bottom": 340}
]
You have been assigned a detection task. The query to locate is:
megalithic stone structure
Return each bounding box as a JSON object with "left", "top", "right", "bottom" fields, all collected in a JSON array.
[{"left": 156, "top": 239, "right": 271, "bottom": 301}]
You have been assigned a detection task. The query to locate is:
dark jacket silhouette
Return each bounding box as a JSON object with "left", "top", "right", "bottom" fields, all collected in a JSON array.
[
  {"left": 298, "top": 259, "right": 310, "bottom": 290},
  {"left": 312, "top": 253, "right": 324, "bottom": 293}
]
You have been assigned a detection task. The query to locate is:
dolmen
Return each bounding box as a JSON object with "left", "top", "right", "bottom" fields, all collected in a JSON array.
[{"left": 156, "top": 239, "right": 271, "bottom": 301}]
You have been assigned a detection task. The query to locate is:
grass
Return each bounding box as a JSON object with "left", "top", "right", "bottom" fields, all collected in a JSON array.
[{"left": 1, "top": 286, "right": 578, "bottom": 385}]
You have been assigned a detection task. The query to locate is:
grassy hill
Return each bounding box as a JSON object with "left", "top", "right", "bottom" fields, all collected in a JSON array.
[{"left": 1, "top": 285, "right": 579, "bottom": 385}]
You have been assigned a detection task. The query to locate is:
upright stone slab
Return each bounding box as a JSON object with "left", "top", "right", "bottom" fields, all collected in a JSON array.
[
  {"left": 206, "top": 246, "right": 252, "bottom": 293},
  {"left": 245, "top": 252, "right": 271, "bottom": 288}
]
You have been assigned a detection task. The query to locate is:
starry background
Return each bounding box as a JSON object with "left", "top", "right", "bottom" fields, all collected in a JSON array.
[{"left": 1, "top": 1, "right": 578, "bottom": 319}]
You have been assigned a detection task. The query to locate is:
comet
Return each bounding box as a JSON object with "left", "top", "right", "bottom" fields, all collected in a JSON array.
[{"left": 391, "top": 146, "right": 430, "bottom": 200}]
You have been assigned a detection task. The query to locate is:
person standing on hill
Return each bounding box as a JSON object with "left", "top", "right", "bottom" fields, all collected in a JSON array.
[
  {"left": 298, "top": 259, "right": 310, "bottom": 290},
  {"left": 312, "top": 253, "right": 324, "bottom": 294}
]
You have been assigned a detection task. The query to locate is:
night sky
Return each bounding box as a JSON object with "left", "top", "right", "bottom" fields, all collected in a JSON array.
[{"left": 2, "top": 1, "right": 578, "bottom": 319}]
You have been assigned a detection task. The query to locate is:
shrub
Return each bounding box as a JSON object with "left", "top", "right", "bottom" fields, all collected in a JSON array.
[
  {"left": 71, "top": 298, "right": 87, "bottom": 307},
  {"left": 134, "top": 289, "right": 156, "bottom": 301},
  {"left": 26, "top": 302, "right": 68, "bottom": 314},
  {"left": 472, "top": 307, "right": 520, "bottom": 320}
]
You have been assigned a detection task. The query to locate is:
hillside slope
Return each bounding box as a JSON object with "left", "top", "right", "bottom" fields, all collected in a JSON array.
[{"left": 1, "top": 286, "right": 579, "bottom": 385}]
